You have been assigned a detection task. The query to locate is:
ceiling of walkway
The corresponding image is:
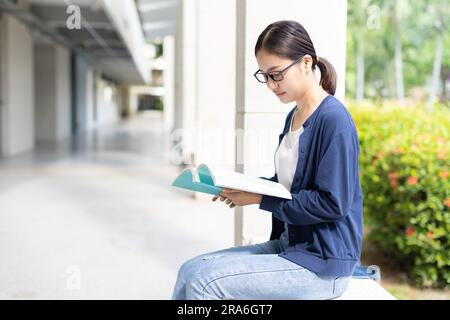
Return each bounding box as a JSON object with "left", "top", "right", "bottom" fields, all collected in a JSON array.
[
  {"left": 135, "top": 0, "right": 177, "bottom": 42},
  {"left": 0, "top": 0, "right": 174, "bottom": 84}
]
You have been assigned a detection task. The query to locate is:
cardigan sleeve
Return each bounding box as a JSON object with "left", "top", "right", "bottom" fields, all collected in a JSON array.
[{"left": 259, "top": 130, "right": 359, "bottom": 225}]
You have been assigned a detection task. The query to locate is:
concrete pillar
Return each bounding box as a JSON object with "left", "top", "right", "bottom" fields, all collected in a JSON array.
[
  {"left": 0, "top": 14, "right": 34, "bottom": 157},
  {"left": 234, "top": 0, "right": 348, "bottom": 245},
  {"left": 163, "top": 35, "right": 175, "bottom": 132},
  {"left": 55, "top": 46, "right": 71, "bottom": 140},
  {"left": 35, "top": 44, "right": 71, "bottom": 142},
  {"left": 120, "top": 85, "right": 131, "bottom": 118},
  {"left": 173, "top": 0, "right": 236, "bottom": 170},
  {"left": 174, "top": 0, "right": 198, "bottom": 166},
  {"left": 194, "top": 0, "right": 236, "bottom": 171},
  {"left": 95, "top": 77, "right": 120, "bottom": 126},
  {"left": 85, "top": 68, "right": 95, "bottom": 130},
  {"left": 72, "top": 55, "right": 89, "bottom": 134}
]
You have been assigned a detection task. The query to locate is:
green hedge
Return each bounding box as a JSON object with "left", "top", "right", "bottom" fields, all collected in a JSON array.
[{"left": 349, "top": 103, "right": 450, "bottom": 288}]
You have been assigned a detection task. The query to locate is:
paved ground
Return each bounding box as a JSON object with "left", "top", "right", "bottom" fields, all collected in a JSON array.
[{"left": 0, "top": 111, "right": 234, "bottom": 299}]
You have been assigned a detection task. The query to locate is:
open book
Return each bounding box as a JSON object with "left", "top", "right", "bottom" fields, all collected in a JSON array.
[{"left": 171, "top": 163, "right": 292, "bottom": 200}]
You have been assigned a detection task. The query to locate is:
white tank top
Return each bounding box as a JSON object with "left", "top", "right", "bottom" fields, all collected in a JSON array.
[
  {"left": 275, "top": 110, "right": 304, "bottom": 250},
  {"left": 275, "top": 111, "right": 304, "bottom": 192}
]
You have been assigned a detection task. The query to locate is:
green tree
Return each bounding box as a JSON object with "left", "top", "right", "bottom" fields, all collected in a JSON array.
[
  {"left": 347, "top": 0, "right": 372, "bottom": 102},
  {"left": 347, "top": 0, "right": 450, "bottom": 105},
  {"left": 426, "top": 0, "right": 450, "bottom": 111}
]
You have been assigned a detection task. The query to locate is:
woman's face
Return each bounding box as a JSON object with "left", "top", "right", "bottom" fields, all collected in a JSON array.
[{"left": 255, "top": 49, "right": 311, "bottom": 104}]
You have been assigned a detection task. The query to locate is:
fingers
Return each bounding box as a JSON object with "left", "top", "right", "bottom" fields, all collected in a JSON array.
[
  {"left": 211, "top": 195, "right": 228, "bottom": 202},
  {"left": 212, "top": 195, "right": 226, "bottom": 201},
  {"left": 212, "top": 193, "right": 237, "bottom": 208},
  {"left": 225, "top": 197, "right": 235, "bottom": 208}
]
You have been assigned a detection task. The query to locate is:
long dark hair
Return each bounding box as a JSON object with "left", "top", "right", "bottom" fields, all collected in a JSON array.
[{"left": 254, "top": 20, "right": 337, "bottom": 96}]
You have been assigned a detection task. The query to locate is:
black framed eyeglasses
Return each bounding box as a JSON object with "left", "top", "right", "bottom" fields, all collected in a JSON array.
[{"left": 253, "top": 56, "right": 304, "bottom": 83}]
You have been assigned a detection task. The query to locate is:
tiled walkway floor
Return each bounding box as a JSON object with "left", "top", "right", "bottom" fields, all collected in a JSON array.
[{"left": 0, "top": 111, "right": 233, "bottom": 299}]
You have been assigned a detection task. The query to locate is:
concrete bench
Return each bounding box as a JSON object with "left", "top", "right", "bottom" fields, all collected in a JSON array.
[{"left": 334, "top": 278, "right": 396, "bottom": 300}]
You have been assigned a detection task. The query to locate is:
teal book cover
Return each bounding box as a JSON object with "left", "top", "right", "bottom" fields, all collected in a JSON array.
[{"left": 171, "top": 164, "right": 222, "bottom": 196}]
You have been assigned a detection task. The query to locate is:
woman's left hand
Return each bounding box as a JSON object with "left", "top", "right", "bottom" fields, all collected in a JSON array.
[{"left": 218, "top": 188, "right": 263, "bottom": 208}]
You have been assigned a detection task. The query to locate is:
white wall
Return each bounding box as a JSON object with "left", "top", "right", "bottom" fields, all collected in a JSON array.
[
  {"left": 34, "top": 44, "right": 71, "bottom": 142},
  {"left": 0, "top": 14, "right": 34, "bottom": 157}
]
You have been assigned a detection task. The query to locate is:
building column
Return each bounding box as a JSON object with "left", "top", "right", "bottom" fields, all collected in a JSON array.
[
  {"left": 234, "top": 0, "right": 348, "bottom": 245},
  {"left": 163, "top": 35, "right": 175, "bottom": 133},
  {"left": 174, "top": 0, "right": 236, "bottom": 170},
  {"left": 0, "top": 14, "right": 34, "bottom": 157},
  {"left": 120, "top": 85, "right": 131, "bottom": 118},
  {"left": 34, "top": 43, "right": 71, "bottom": 142},
  {"left": 72, "top": 54, "right": 89, "bottom": 134},
  {"left": 174, "top": 0, "right": 198, "bottom": 166}
]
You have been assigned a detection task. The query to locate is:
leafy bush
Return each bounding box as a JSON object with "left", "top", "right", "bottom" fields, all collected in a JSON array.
[{"left": 349, "top": 103, "right": 450, "bottom": 288}]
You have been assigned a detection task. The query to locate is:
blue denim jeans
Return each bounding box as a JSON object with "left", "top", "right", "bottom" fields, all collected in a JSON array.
[{"left": 172, "top": 239, "right": 351, "bottom": 300}]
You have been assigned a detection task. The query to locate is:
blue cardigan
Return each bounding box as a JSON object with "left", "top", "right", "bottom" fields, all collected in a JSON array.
[{"left": 259, "top": 95, "right": 363, "bottom": 277}]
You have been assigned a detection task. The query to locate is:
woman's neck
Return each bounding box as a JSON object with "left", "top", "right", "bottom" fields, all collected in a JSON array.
[{"left": 295, "top": 85, "right": 329, "bottom": 115}]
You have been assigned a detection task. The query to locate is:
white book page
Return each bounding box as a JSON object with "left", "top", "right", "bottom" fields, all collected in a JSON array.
[{"left": 206, "top": 165, "right": 292, "bottom": 200}]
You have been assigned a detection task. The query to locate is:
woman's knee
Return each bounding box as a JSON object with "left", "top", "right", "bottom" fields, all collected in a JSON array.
[
  {"left": 177, "top": 257, "right": 199, "bottom": 279},
  {"left": 177, "top": 253, "right": 216, "bottom": 279}
]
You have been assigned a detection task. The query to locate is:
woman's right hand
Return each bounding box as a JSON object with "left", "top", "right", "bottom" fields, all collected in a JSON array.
[{"left": 212, "top": 194, "right": 236, "bottom": 208}]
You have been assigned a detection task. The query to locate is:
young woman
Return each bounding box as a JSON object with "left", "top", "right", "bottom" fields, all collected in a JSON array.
[{"left": 172, "top": 20, "right": 363, "bottom": 300}]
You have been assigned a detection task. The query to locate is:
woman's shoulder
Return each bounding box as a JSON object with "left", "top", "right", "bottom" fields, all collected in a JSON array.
[{"left": 317, "top": 96, "right": 357, "bottom": 136}]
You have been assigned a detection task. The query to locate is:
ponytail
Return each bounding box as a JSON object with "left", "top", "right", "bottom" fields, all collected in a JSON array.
[{"left": 316, "top": 56, "right": 337, "bottom": 96}]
